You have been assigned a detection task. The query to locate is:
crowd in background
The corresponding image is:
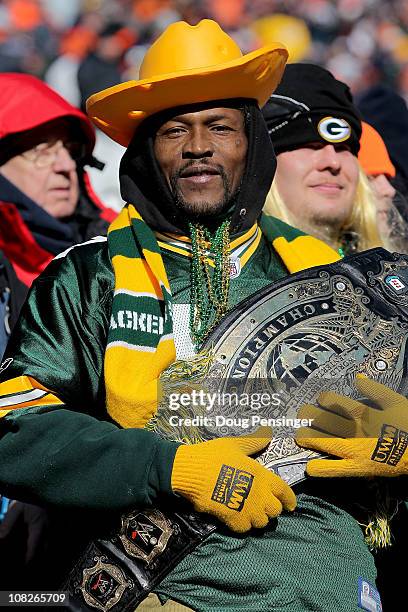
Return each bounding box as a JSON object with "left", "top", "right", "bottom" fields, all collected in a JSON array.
[
  {"left": 0, "top": 0, "right": 407, "bottom": 211},
  {"left": 0, "top": 0, "right": 407, "bottom": 102}
]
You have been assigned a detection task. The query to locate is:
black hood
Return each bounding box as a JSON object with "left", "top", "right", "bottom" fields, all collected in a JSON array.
[{"left": 119, "top": 98, "right": 275, "bottom": 236}]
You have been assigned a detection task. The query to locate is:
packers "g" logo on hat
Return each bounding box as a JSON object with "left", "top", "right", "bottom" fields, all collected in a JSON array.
[{"left": 317, "top": 116, "right": 351, "bottom": 143}]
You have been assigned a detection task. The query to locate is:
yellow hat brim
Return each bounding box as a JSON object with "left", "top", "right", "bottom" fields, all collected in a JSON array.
[{"left": 87, "top": 43, "right": 288, "bottom": 147}]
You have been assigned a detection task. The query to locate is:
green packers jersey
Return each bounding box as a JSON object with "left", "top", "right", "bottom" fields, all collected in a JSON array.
[{"left": 0, "top": 231, "right": 378, "bottom": 608}]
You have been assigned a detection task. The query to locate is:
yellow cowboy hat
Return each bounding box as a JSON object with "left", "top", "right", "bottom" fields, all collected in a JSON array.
[{"left": 86, "top": 19, "right": 288, "bottom": 147}]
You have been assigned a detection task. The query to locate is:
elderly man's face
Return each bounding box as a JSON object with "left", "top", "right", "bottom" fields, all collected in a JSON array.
[
  {"left": 0, "top": 123, "right": 80, "bottom": 218},
  {"left": 154, "top": 107, "right": 248, "bottom": 216}
]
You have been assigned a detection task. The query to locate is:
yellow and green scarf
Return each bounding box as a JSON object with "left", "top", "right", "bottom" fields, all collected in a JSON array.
[{"left": 105, "top": 205, "right": 175, "bottom": 429}]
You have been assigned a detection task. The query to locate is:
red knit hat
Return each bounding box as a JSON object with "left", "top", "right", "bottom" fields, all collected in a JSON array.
[{"left": 358, "top": 121, "right": 395, "bottom": 177}]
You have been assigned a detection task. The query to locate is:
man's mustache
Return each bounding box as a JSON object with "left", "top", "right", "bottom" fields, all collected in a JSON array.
[{"left": 172, "top": 161, "right": 226, "bottom": 181}]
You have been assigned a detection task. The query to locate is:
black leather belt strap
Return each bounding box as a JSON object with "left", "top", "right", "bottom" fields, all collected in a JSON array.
[{"left": 64, "top": 508, "right": 216, "bottom": 611}]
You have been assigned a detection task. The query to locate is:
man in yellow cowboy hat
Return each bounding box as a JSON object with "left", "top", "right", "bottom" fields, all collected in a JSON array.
[{"left": 0, "top": 18, "right": 395, "bottom": 611}]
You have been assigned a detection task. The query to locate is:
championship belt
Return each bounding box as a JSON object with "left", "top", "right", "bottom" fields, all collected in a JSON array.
[{"left": 65, "top": 248, "right": 408, "bottom": 611}]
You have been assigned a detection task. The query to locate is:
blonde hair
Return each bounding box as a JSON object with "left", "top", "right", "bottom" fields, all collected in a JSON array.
[{"left": 264, "top": 167, "right": 384, "bottom": 253}]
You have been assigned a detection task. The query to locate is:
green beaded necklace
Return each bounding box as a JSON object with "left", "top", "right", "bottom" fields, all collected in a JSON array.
[{"left": 189, "top": 219, "right": 231, "bottom": 348}]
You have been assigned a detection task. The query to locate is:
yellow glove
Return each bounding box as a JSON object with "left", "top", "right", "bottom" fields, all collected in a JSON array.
[
  {"left": 171, "top": 427, "right": 296, "bottom": 533},
  {"left": 296, "top": 376, "right": 408, "bottom": 478}
]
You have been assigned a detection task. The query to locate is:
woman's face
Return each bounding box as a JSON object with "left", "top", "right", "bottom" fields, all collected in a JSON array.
[{"left": 274, "top": 142, "right": 359, "bottom": 234}]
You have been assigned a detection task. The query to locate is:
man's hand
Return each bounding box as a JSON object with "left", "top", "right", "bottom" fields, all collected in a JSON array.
[
  {"left": 296, "top": 376, "right": 408, "bottom": 478},
  {"left": 171, "top": 426, "right": 296, "bottom": 532}
]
